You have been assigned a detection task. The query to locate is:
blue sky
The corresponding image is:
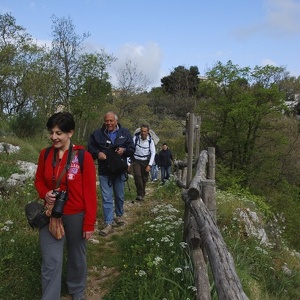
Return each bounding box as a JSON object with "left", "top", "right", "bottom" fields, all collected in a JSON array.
[{"left": 1, "top": 0, "right": 300, "bottom": 88}]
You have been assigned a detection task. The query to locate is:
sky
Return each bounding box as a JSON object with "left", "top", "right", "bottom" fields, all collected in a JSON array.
[{"left": 1, "top": 0, "right": 300, "bottom": 89}]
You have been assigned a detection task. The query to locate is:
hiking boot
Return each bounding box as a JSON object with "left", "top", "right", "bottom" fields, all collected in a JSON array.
[
  {"left": 114, "top": 216, "right": 125, "bottom": 226},
  {"left": 136, "top": 195, "right": 143, "bottom": 201},
  {"left": 99, "top": 224, "right": 114, "bottom": 236}
]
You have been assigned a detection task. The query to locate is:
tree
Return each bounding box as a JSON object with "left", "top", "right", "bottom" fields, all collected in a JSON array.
[
  {"left": 115, "top": 59, "right": 151, "bottom": 96},
  {"left": 161, "top": 65, "right": 200, "bottom": 97},
  {"left": 71, "top": 51, "right": 116, "bottom": 140},
  {"left": 277, "top": 75, "right": 300, "bottom": 116},
  {"left": 50, "top": 15, "right": 90, "bottom": 111},
  {"left": 160, "top": 66, "right": 200, "bottom": 118},
  {"left": 0, "top": 13, "right": 42, "bottom": 117},
  {"left": 113, "top": 59, "right": 151, "bottom": 119},
  {"left": 196, "top": 61, "right": 289, "bottom": 185}
]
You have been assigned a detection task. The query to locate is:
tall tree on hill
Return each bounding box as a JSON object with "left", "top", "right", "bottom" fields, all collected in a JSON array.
[
  {"left": 114, "top": 59, "right": 151, "bottom": 119},
  {"left": 161, "top": 65, "right": 200, "bottom": 97},
  {"left": 72, "top": 51, "right": 116, "bottom": 140},
  {"left": 0, "top": 13, "right": 42, "bottom": 117},
  {"left": 160, "top": 65, "right": 200, "bottom": 118},
  {"left": 50, "top": 15, "right": 90, "bottom": 111},
  {"left": 196, "top": 60, "right": 291, "bottom": 186}
]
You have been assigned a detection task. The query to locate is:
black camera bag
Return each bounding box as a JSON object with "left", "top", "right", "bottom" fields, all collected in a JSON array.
[
  {"left": 106, "top": 147, "right": 128, "bottom": 176},
  {"left": 25, "top": 201, "right": 49, "bottom": 229}
]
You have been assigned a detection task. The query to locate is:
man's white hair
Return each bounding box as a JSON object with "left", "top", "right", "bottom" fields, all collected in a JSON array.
[{"left": 105, "top": 111, "right": 118, "bottom": 120}]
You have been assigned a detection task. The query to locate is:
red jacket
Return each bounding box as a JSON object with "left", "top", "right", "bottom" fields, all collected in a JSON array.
[{"left": 35, "top": 145, "right": 97, "bottom": 232}]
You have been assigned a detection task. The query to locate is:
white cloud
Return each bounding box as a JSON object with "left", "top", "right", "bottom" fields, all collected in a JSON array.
[
  {"left": 261, "top": 58, "right": 277, "bottom": 67},
  {"left": 112, "top": 42, "right": 164, "bottom": 88},
  {"left": 235, "top": 0, "right": 300, "bottom": 39},
  {"left": 33, "top": 37, "right": 164, "bottom": 89},
  {"left": 35, "top": 38, "right": 52, "bottom": 48}
]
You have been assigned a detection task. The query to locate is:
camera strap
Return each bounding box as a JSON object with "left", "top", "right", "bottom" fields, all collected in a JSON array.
[{"left": 52, "top": 143, "right": 77, "bottom": 190}]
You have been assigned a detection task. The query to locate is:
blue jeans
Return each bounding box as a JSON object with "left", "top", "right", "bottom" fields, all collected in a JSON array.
[
  {"left": 99, "top": 174, "right": 126, "bottom": 224},
  {"left": 151, "top": 165, "right": 158, "bottom": 181},
  {"left": 160, "top": 166, "right": 171, "bottom": 183}
]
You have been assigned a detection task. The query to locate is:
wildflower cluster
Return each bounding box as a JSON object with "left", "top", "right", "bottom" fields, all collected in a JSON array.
[
  {"left": 115, "top": 202, "right": 196, "bottom": 299},
  {"left": 0, "top": 220, "right": 14, "bottom": 232}
]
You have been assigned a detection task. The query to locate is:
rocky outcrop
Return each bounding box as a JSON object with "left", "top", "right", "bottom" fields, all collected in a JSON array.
[
  {"left": 6, "top": 160, "right": 37, "bottom": 186},
  {"left": 0, "top": 143, "right": 37, "bottom": 186},
  {"left": 0, "top": 142, "right": 20, "bottom": 154}
]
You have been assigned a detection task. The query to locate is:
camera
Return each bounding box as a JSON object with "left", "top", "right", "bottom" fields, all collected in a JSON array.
[
  {"left": 52, "top": 190, "right": 68, "bottom": 218},
  {"left": 105, "top": 140, "right": 112, "bottom": 148}
]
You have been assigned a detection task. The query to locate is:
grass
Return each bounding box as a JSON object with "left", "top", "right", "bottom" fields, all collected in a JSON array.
[
  {"left": 1, "top": 136, "right": 300, "bottom": 299},
  {"left": 102, "top": 182, "right": 196, "bottom": 300}
]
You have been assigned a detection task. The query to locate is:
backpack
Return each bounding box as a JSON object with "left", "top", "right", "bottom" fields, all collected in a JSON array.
[
  {"left": 133, "top": 133, "right": 152, "bottom": 160},
  {"left": 44, "top": 147, "right": 85, "bottom": 171},
  {"left": 106, "top": 147, "right": 128, "bottom": 176}
]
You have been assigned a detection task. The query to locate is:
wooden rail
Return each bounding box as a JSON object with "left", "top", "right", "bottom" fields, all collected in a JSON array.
[{"left": 174, "top": 113, "right": 248, "bottom": 300}]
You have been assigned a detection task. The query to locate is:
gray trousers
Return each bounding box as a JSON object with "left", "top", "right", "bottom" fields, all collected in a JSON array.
[{"left": 39, "top": 212, "right": 86, "bottom": 300}]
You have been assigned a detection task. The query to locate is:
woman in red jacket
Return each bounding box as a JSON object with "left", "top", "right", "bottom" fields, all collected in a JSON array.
[{"left": 35, "top": 112, "right": 97, "bottom": 300}]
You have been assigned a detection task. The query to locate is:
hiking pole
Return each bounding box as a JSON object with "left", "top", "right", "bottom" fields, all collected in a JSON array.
[{"left": 126, "top": 177, "right": 135, "bottom": 204}]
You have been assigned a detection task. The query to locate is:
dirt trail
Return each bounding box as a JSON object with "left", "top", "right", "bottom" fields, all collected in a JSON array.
[{"left": 61, "top": 184, "right": 156, "bottom": 300}]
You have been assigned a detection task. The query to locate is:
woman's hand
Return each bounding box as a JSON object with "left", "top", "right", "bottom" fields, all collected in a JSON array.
[
  {"left": 45, "top": 190, "right": 57, "bottom": 205},
  {"left": 83, "top": 231, "right": 94, "bottom": 240}
]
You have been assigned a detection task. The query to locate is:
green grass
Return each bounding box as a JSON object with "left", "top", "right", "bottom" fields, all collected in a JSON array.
[
  {"left": 217, "top": 189, "right": 300, "bottom": 300},
  {"left": 102, "top": 195, "right": 196, "bottom": 300},
  {"left": 1, "top": 138, "right": 300, "bottom": 299}
]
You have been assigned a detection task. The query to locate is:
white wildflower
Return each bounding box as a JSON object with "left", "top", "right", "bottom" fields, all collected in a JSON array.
[
  {"left": 138, "top": 270, "right": 146, "bottom": 277},
  {"left": 180, "top": 242, "right": 188, "bottom": 248},
  {"left": 153, "top": 256, "right": 163, "bottom": 266},
  {"left": 174, "top": 267, "right": 182, "bottom": 273}
]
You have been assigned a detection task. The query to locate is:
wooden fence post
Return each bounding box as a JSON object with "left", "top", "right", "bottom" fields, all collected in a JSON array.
[
  {"left": 201, "top": 179, "right": 216, "bottom": 222},
  {"left": 195, "top": 116, "right": 201, "bottom": 161},
  {"left": 183, "top": 191, "right": 249, "bottom": 300},
  {"left": 186, "top": 112, "right": 195, "bottom": 188},
  {"left": 207, "top": 147, "right": 215, "bottom": 180}
]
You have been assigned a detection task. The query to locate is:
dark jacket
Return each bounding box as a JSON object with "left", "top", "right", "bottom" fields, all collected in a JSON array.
[
  {"left": 88, "top": 123, "right": 135, "bottom": 175},
  {"left": 158, "top": 149, "right": 173, "bottom": 167}
]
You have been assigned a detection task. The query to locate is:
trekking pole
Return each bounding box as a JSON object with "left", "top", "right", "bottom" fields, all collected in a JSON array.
[{"left": 126, "top": 176, "right": 135, "bottom": 204}]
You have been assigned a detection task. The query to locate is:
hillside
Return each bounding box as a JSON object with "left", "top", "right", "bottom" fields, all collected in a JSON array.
[{"left": 0, "top": 139, "right": 300, "bottom": 299}]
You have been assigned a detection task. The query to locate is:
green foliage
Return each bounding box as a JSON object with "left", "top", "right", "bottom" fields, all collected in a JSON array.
[
  {"left": 0, "top": 140, "right": 300, "bottom": 299},
  {"left": 103, "top": 200, "right": 195, "bottom": 300},
  {"left": 161, "top": 65, "right": 200, "bottom": 97},
  {"left": 9, "top": 112, "right": 44, "bottom": 138},
  {"left": 197, "top": 61, "right": 288, "bottom": 185},
  {"left": 153, "top": 177, "right": 181, "bottom": 200},
  {"left": 217, "top": 189, "right": 300, "bottom": 299},
  {"left": 262, "top": 181, "right": 300, "bottom": 250},
  {"left": 1, "top": 18, "right": 300, "bottom": 298},
  {"left": 0, "top": 136, "right": 47, "bottom": 164},
  {"left": 0, "top": 181, "right": 42, "bottom": 300}
]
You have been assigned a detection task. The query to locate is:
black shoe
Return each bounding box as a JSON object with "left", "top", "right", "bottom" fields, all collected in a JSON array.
[{"left": 135, "top": 195, "right": 143, "bottom": 201}]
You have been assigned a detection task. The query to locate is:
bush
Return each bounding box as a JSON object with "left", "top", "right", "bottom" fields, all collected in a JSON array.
[{"left": 9, "top": 112, "right": 44, "bottom": 138}]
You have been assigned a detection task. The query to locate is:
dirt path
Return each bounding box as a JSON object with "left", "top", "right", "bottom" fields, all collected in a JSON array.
[{"left": 61, "top": 184, "right": 155, "bottom": 300}]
